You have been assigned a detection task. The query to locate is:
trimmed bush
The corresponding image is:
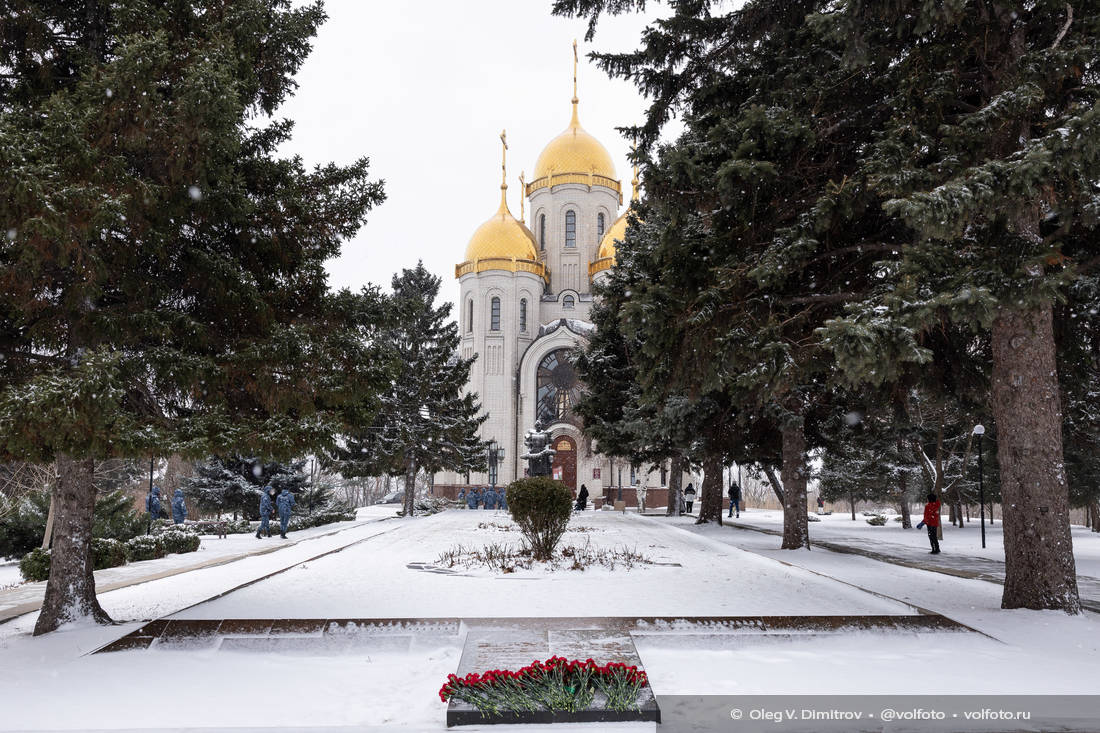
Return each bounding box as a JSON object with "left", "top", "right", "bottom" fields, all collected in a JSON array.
[
  {"left": 91, "top": 538, "right": 129, "bottom": 570},
  {"left": 19, "top": 548, "right": 51, "bottom": 582},
  {"left": 126, "top": 534, "right": 166, "bottom": 561},
  {"left": 160, "top": 530, "right": 201, "bottom": 555},
  {"left": 505, "top": 477, "right": 572, "bottom": 561},
  {"left": 866, "top": 514, "right": 887, "bottom": 526}
]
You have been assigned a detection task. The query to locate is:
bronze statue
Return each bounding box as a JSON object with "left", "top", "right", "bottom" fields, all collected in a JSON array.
[{"left": 521, "top": 419, "right": 556, "bottom": 477}]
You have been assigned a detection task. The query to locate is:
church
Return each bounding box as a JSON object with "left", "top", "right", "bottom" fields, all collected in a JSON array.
[{"left": 433, "top": 51, "right": 690, "bottom": 508}]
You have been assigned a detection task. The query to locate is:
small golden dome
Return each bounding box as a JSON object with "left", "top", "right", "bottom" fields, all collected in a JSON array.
[
  {"left": 595, "top": 168, "right": 641, "bottom": 262},
  {"left": 533, "top": 102, "right": 617, "bottom": 183},
  {"left": 463, "top": 187, "right": 538, "bottom": 262}
]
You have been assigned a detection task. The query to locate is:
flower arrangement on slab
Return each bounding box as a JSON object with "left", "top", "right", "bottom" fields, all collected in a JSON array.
[{"left": 439, "top": 656, "right": 649, "bottom": 716}]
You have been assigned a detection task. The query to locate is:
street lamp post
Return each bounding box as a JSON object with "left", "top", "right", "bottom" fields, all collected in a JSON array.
[{"left": 973, "top": 424, "right": 986, "bottom": 549}]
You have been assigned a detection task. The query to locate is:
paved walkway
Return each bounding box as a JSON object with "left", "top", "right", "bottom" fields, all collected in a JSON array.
[
  {"left": 726, "top": 521, "right": 1100, "bottom": 613},
  {"left": 0, "top": 510, "right": 396, "bottom": 623}
]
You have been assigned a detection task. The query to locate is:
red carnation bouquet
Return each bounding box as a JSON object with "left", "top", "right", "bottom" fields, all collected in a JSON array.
[{"left": 439, "top": 656, "right": 649, "bottom": 715}]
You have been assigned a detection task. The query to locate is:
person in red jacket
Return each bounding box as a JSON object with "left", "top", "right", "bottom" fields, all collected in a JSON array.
[{"left": 917, "top": 493, "right": 941, "bottom": 554}]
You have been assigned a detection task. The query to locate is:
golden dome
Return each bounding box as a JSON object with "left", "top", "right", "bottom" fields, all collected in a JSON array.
[
  {"left": 590, "top": 168, "right": 640, "bottom": 279},
  {"left": 463, "top": 188, "right": 538, "bottom": 262},
  {"left": 534, "top": 101, "right": 617, "bottom": 181}
]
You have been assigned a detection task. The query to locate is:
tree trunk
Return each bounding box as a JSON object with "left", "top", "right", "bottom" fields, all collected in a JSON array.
[
  {"left": 34, "top": 455, "right": 111, "bottom": 635},
  {"left": 403, "top": 459, "right": 418, "bottom": 517},
  {"left": 764, "top": 467, "right": 784, "bottom": 505},
  {"left": 780, "top": 418, "right": 810, "bottom": 550},
  {"left": 41, "top": 493, "right": 56, "bottom": 549},
  {"left": 991, "top": 300, "right": 1080, "bottom": 612},
  {"left": 898, "top": 459, "right": 912, "bottom": 529},
  {"left": 1089, "top": 501, "right": 1099, "bottom": 533},
  {"left": 696, "top": 453, "right": 723, "bottom": 524},
  {"left": 666, "top": 454, "right": 683, "bottom": 517},
  {"left": 849, "top": 491, "right": 856, "bottom": 521}
]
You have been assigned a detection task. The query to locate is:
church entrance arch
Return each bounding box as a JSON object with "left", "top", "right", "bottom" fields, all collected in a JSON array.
[{"left": 551, "top": 435, "right": 577, "bottom": 492}]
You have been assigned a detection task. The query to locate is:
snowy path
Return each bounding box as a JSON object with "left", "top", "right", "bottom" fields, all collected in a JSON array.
[{"left": 723, "top": 511, "right": 1100, "bottom": 612}]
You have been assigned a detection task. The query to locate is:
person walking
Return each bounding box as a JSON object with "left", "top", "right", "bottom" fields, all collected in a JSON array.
[
  {"left": 146, "top": 486, "right": 164, "bottom": 519},
  {"left": 727, "top": 480, "right": 741, "bottom": 519},
  {"left": 816, "top": 495, "right": 825, "bottom": 514},
  {"left": 276, "top": 487, "right": 296, "bottom": 539},
  {"left": 457, "top": 488, "right": 466, "bottom": 507},
  {"left": 171, "top": 489, "right": 187, "bottom": 525},
  {"left": 499, "top": 487, "right": 508, "bottom": 512},
  {"left": 466, "top": 487, "right": 480, "bottom": 510},
  {"left": 257, "top": 487, "right": 274, "bottom": 539},
  {"left": 683, "top": 483, "right": 696, "bottom": 514},
  {"left": 575, "top": 484, "right": 589, "bottom": 512},
  {"left": 483, "top": 486, "right": 497, "bottom": 510},
  {"left": 917, "top": 492, "right": 941, "bottom": 554}
]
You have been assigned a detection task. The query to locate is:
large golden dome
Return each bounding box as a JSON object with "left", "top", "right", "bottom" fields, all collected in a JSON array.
[
  {"left": 534, "top": 101, "right": 617, "bottom": 181},
  {"left": 463, "top": 187, "right": 538, "bottom": 262},
  {"left": 527, "top": 101, "right": 621, "bottom": 200}
]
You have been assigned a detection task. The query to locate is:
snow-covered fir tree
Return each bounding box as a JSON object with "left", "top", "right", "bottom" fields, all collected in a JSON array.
[{"left": 329, "top": 263, "right": 486, "bottom": 517}]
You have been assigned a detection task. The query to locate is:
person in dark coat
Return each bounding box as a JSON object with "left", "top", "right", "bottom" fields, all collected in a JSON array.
[
  {"left": 257, "top": 487, "right": 274, "bottom": 539},
  {"left": 276, "top": 488, "right": 296, "bottom": 538},
  {"left": 917, "top": 492, "right": 941, "bottom": 554},
  {"left": 575, "top": 484, "right": 589, "bottom": 511},
  {"left": 466, "top": 488, "right": 480, "bottom": 510},
  {"left": 499, "top": 487, "right": 508, "bottom": 511},
  {"left": 683, "top": 483, "right": 696, "bottom": 514},
  {"left": 457, "top": 488, "right": 466, "bottom": 507},
  {"left": 171, "top": 489, "right": 187, "bottom": 525},
  {"left": 727, "top": 481, "right": 742, "bottom": 519},
  {"left": 146, "top": 486, "right": 163, "bottom": 519},
  {"left": 483, "top": 487, "right": 497, "bottom": 510}
]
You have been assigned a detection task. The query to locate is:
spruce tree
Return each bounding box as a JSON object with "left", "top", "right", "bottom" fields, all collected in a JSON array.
[
  {"left": 0, "top": 1, "right": 387, "bottom": 633},
  {"left": 330, "top": 263, "right": 486, "bottom": 517},
  {"left": 182, "top": 456, "right": 308, "bottom": 520},
  {"left": 812, "top": 1, "right": 1100, "bottom": 612}
]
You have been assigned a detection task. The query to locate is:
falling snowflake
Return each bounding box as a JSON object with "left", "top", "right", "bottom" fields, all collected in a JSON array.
[{"left": 188, "top": 186, "right": 203, "bottom": 201}]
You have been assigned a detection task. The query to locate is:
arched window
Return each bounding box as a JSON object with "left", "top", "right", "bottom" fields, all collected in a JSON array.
[
  {"left": 563, "top": 295, "right": 575, "bottom": 310},
  {"left": 630, "top": 465, "right": 637, "bottom": 486},
  {"left": 536, "top": 348, "right": 582, "bottom": 425},
  {"left": 597, "top": 212, "right": 606, "bottom": 239},
  {"left": 539, "top": 214, "right": 546, "bottom": 250},
  {"left": 565, "top": 210, "right": 576, "bottom": 247},
  {"left": 520, "top": 298, "right": 527, "bottom": 332},
  {"left": 490, "top": 297, "right": 501, "bottom": 331},
  {"left": 466, "top": 299, "right": 473, "bottom": 333},
  {"left": 660, "top": 464, "right": 667, "bottom": 486}
]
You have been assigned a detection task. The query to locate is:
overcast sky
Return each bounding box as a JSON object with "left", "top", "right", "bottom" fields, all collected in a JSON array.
[{"left": 274, "top": 1, "right": 669, "bottom": 305}]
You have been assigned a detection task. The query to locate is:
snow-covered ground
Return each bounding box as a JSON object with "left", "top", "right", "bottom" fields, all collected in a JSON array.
[
  {"left": 0, "top": 505, "right": 398, "bottom": 620},
  {"left": 729, "top": 508, "right": 1100, "bottom": 578},
  {"left": 0, "top": 508, "right": 1097, "bottom": 731},
  {"left": 172, "top": 509, "right": 909, "bottom": 619}
]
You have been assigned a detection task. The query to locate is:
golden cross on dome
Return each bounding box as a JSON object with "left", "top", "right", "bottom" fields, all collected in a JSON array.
[
  {"left": 500, "top": 129, "right": 508, "bottom": 190},
  {"left": 519, "top": 170, "right": 526, "bottom": 220},
  {"left": 572, "top": 39, "right": 579, "bottom": 102}
]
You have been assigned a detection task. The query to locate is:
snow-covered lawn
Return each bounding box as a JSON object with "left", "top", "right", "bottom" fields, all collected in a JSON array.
[
  {"left": 0, "top": 505, "right": 397, "bottom": 619},
  {"left": 1, "top": 508, "right": 1097, "bottom": 731}
]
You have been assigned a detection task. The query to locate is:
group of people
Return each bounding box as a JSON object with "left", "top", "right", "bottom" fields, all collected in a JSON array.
[
  {"left": 257, "top": 486, "right": 296, "bottom": 539},
  {"left": 146, "top": 486, "right": 189, "bottom": 524},
  {"left": 679, "top": 481, "right": 742, "bottom": 517},
  {"left": 457, "top": 486, "right": 508, "bottom": 511}
]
